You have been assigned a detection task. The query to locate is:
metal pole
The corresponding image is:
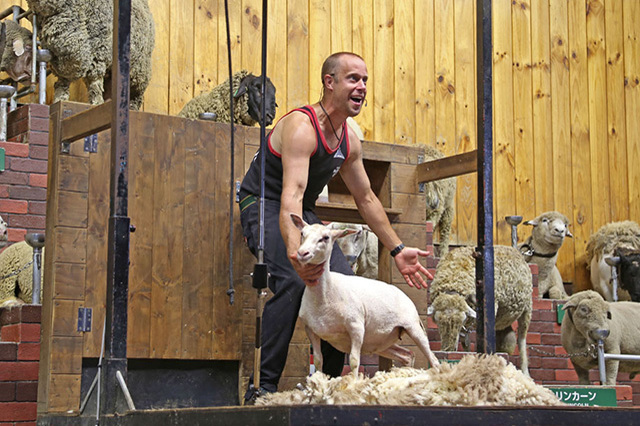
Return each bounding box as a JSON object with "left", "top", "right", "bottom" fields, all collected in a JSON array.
[
  {"left": 475, "top": 0, "right": 496, "bottom": 354},
  {"left": 37, "top": 49, "right": 51, "bottom": 105},
  {"left": 101, "top": 0, "right": 131, "bottom": 415}
]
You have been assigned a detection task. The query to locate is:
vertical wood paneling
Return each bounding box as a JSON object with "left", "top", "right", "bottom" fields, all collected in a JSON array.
[
  {"left": 309, "top": 0, "right": 331, "bottom": 102},
  {"left": 241, "top": 0, "right": 262, "bottom": 75},
  {"left": 394, "top": 0, "right": 415, "bottom": 145},
  {"left": 372, "top": 0, "right": 394, "bottom": 143},
  {"left": 624, "top": 1, "right": 640, "bottom": 220},
  {"left": 492, "top": 0, "right": 515, "bottom": 244},
  {"left": 531, "top": 0, "right": 554, "bottom": 214},
  {"left": 169, "top": 0, "right": 194, "bottom": 114},
  {"left": 434, "top": 0, "right": 456, "bottom": 156},
  {"left": 144, "top": 0, "right": 170, "bottom": 113},
  {"left": 287, "top": 0, "right": 309, "bottom": 110},
  {"left": 351, "top": 0, "right": 374, "bottom": 140},
  {"left": 549, "top": 0, "right": 574, "bottom": 283},
  {"left": 218, "top": 0, "right": 242, "bottom": 83},
  {"left": 568, "top": 0, "right": 591, "bottom": 289},
  {"left": 454, "top": 0, "right": 477, "bottom": 244},
  {"left": 605, "top": 0, "right": 629, "bottom": 222},
  {"left": 414, "top": 0, "right": 435, "bottom": 147},
  {"left": 331, "top": 0, "right": 352, "bottom": 53},
  {"left": 267, "top": 0, "right": 287, "bottom": 119},
  {"left": 587, "top": 0, "right": 610, "bottom": 227},
  {"left": 194, "top": 0, "right": 220, "bottom": 93},
  {"left": 512, "top": 0, "right": 535, "bottom": 225}
]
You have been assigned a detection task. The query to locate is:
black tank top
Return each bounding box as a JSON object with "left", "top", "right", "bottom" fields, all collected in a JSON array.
[{"left": 240, "top": 105, "right": 350, "bottom": 210}]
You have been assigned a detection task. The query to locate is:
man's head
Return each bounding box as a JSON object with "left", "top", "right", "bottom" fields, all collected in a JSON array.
[{"left": 320, "top": 52, "right": 367, "bottom": 117}]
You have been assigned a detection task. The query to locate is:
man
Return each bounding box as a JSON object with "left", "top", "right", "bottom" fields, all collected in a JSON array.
[{"left": 238, "top": 52, "right": 432, "bottom": 401}]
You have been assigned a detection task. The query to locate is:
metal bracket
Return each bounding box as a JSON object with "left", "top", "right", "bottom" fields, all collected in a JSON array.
[
  {"left": 235, "top": 181, "right": 241, "bottom": 203},
  {"left": 417, "top": 154, "right": 425, "bottom": 193},
  {"left": 61, "top": 141, "right": 70, "bottom": 154},
  {"left": 77, "top": 307, "right": 92, "bottom": 332},
  {"left": 84, "top": 133, "right": 98, "bottom": 153}
]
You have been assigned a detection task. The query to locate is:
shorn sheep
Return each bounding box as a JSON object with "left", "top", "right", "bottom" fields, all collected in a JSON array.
[
  {"left": 326, "top": 222, "right": 378, "bottom": 279},
  {"left": 422, "top": 145, "right": 456, "bottom": 257},
  {"left": 519, "top": 211, "right": 572, "bottom": 300},
  {"left": 291, "top": 214, "right": 440, "bottom": 375},
  {"left": 178, "top": 70, "right": 277, "bottom": 126},
  {"left": 256, "top": 354, "right": 562, "bottom": 406},
  {"left": 5, "top": 0, "right": 156, "bottom": 110},
  {"left": 585, "top": 220, "right": 640, "bottom": 302},
  {"left": 561, "top": 290, "right": 640, "bottom": 385},
  {"left": 428, "top": 245, "right": 532, "bottom": 375},
  {"left": 0, "top": 241, "right": 42, "bottom": 308}
]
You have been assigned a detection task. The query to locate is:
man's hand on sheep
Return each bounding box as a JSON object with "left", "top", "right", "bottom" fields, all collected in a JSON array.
[
  {"left": 289, "top": 253, "right": 326, "bottom": 287},
  {"left": 394, "top": 247, "right": 433, "bottom": 289}
]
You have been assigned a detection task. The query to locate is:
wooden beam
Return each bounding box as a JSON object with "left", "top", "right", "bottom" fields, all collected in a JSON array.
[
  {"left": 315, "top": 201, "right": 402, "bottom": 224},
  {"left": 415, "top": 149, "right": 478, "bottom": 183},
  {"left": 60, "top": 101, "right": 112, "bottom": 143}
]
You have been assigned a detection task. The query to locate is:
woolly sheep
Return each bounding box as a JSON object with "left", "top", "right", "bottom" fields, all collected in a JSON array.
[
  {"left": 422, "top": 145, "right": 456, "bottom": 257},
  {"left": 561, "top": 290, "right": 640, "bottom": 385},
  {"left": 16, "top": 0, "right": 155, "bottom": 110},
  {"left": 0, "top": 241, "right": 42, "bottom": 308},
  {"left": 292, "top": 214, "right": 440, "bottom": 375},
  {"left": 518, "top": 211, "right": 572, "bottom": 300},
  {"left": 327, "top": 222, "right": 378, "bottom": 279},
  {"left": 178, "top": 70, "right": 276, "bottom": 126},
  {"left": 256, "top": 354, "right": 562, "bottom": 406},
  {"left": 0, "top": 215, "right": 7, "bottom": 249},
  {"left": 585, "top": 221, "right": 640, "bottom": 302},
  {"left": 427, "top": 245, "right": 532, "bottom": 375},
  {"left": 0, "top": 20, "right": 34, "bottom": 83},
  {"left": 615, "top": 248, "right": 640, "bottom": 302}
]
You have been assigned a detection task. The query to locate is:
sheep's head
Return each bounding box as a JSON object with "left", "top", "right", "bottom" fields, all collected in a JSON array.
[
  {"left": 236, "top": 74, "right": 277, "bottom": 126},
  {"left": 327, "top": 222, "right": 368, "bottom": 267},
  {"left": 0, "top": 215, "right": 7, "bottom": 248},
  {"left": 0, "top": 21, "right": 33, "bottom": 82},
  {"left": 562, "top": 290, "right": 611, "bottom": 343},
  {"left": 615, "top": 247, "right": 640, "bottom": 302},
  {"left": 291, "top": 213, "right": 355, "bottom": 266},
  {"left": 524, "top": 211, "right": 572, "bottom": 248},
  {"left": 428, "top": 292, "right": 476, "bottom": 351}
]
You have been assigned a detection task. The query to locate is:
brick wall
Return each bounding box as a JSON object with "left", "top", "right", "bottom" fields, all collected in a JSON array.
[
  {"left": 0, "top": 305, "right": 41, "bottom": 425},
  {"left": 0, "top": 104, "right": 49, "bottom": 243}
]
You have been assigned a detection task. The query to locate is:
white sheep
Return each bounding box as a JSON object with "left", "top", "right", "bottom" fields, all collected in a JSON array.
[
  {"left": 178, "top": 70, "right": 277, "bottom": 126},
  {"left": 291, "top": 213, "right": 440, "bottom": 375},
  {"left": 422, "top": 145, "right": 456, "bottom": 257},
  {"left": 518, "top": 211, "right": 572, "bottom": 299},
  {"left": 327, "top": 222, "right": 378, "bottom": 279},
  {"left": 17, "top": 0, "right": 155, "bottom": 110},
  {"left": 427, "top": 245, "right": 532, "bottom": 376},
  {"left": 561, "top": 290, "right": 640, "bottom": 385},
  {"left": 585, "top": 221, "right": 640, "bottom": 302},
  {"left": 0, "top": 241, "right": 42, "bottom": 308},
  {"left": 256, "top": 354, "right": 562, "bottom": 406}
]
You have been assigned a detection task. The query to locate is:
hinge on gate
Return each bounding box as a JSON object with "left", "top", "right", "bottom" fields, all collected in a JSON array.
[
  {"left": 417, "top": 154, "right": 425, "bottom": 193},
  {"left": 77, "top": 307, "right": 92, "bottom": 332},
  {"left": 84, "top": 134, "right": 98, "bottom": 153}
]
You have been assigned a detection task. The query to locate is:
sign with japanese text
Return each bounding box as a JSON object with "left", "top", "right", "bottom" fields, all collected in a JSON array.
[{"left": 551, "top": 387, "right": 617, "bottom": 406}]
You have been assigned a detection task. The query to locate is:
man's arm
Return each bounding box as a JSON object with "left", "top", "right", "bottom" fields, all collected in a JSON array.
[
  {"left": 339, "top": 129, "right": 433, "bottom": 288},
  {"left": 277, "top": 113, "right": 326, "bottom": 285}
]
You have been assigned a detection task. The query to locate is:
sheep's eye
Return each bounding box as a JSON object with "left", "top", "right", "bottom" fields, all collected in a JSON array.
[{"left": 321, "top": 235, "right": 329, "bottom": 242}]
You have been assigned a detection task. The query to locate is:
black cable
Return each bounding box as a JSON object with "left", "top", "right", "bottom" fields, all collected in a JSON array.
[{"left": 224, "top": 0, "right": 235, "bottom": 305}]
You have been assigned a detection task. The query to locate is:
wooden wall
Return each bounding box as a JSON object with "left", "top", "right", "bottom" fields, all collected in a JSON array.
[{"left": 2, "top": 0, "right": 639, "bottom": 292}]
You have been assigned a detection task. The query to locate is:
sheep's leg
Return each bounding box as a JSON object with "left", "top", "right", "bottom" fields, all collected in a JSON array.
[
  {"left": 347, "top": 323, "right": 365, "bottom": 375},
  {"left": 53, "top": 78, "right": 71, "bottom": 103},
  {"left": 573, "top": 364, "right": 591, "bottom": 385},
  {"left": 405, "top": 324, "right": 440, "bottom": 367},
  {"left": 605, "top": 359, "right": 620, "bottom": 385},
  {"left": 377, "top": 344, "right": 415, "bottom": 367},
  {"left": 305, "top": 325, "right": 323, "bottom": 373},
  {"left": 517, "top": 310, "right": 532, "bottom": 377}
]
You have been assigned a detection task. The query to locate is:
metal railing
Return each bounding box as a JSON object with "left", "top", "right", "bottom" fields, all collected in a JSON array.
[{"left": 594, "top": 329, "right": 640, "bottom": 385}]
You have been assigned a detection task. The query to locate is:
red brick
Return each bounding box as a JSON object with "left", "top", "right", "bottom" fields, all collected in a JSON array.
[
  {"left": 15, "top": 382, "right": 37, "bottom": 401},
  {"left": 0, "top": 185, "right": 8, "bottom": 198},
  {"left": 10, "top": 215, "right": 45, "bottom": 230},
  {"left": 17, "top": 305, "right": 41, "bottom": 323},
  {"left": 27, "top": 104, "right": 49, "bottom": 118},
  {"left": 0, "top": 171, "right": 29, "bottom": 185},
  {"left": 541, "top": 333, "right": 562, "bottom": 346},
  {"left": 0, "top": 141, "right": 29, "bottom": 157},
  {"left": 0, "top": 401, "right": 37, "bottom": 421},
  {"left": 1, "top": 324, "right": 40, "bottom": 343},
  {"left": 28, "top": 118, "right": 49, "bottom": 133},
  {"left": 27, "top": 201, "right": 46, "bottom": 215},
  {"left": 28, "top": 145, "right": 48, "bottom": 160},
  {"left": 0, "top": 324, "right": 20, "bottom": 342},
  {"left": 0, "top": 382, "right": 15, "bottom": 402},
  {"left": 17, "top": 343, "right": 39, "bottom": 361},
  {"left": 6, "top": 187, "right": 46, "bottom": 202},
  {"left": 529, "top": 263, "right": 538, "bottom": 275},
  {"left": 25, "top": 131, "right": 48, "bottom": 146},
  {"left": 0, "top": 199, "right": 28, "bottom": 214},
  {"left": 533, "top": 298, "right": 553, "bottom": 310},
  {"left": 425, "top": 222, "right": 434, "bottom": 233},
  {"left": 540, "top": 357, "right": 570, "bottom": 370},
  {"left": 8, "top": 158, "right": 48, "bottom": 174},
  {"left": 7, "top": 105, "right": 30, "bottom": 122},
  {"left": 28, "top": 173, "right": 47, "bottom": 188},
  {"left": 6, "top": 117, "right": 29, "bottom": 138},
  {"left": 0, "top": 342, "right": 17, "bottom": 360},
  {"left": 0, "top": 362, "right": 39, "bottom": 381},
  {"left": 530, "top": 368, "right": 555, "bottom": 381},
  {"left": 0, "top": 306, "right": 21, "bottom": 325},
  {"left": 7, "top": 228, "right": 26, "bottom": 243},
  {"left": 555, "top": 368, "right": 579, "bottom": 382},
  {"left": 526, "top": 332, "right": 541, "bottom": 344}
]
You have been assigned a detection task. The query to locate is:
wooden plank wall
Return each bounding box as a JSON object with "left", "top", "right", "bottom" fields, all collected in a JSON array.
[{"left": 2, "top": 1, "right": 639, "bottom": 291}]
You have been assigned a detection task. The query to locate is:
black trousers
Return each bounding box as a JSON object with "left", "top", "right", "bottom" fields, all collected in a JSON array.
[{"left": 240, "top": 197, "right": 354, "bottom": 392}]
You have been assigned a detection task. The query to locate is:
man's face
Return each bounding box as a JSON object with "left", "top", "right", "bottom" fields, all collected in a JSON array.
[{"left": 331, "top": 56, "right": 368, "bottom": 117}]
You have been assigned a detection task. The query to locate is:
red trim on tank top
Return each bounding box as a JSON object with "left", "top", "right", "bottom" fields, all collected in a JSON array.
[{"left": 266, "top": 106, "right": 324, "bottom": 158}]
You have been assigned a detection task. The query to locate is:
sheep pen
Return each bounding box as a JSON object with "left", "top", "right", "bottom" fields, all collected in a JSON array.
[
  {"left": 428, "top": 245, "right": 532, "bottom": 375},
  {"left": 256, "top": 354, "right": 562, "bottom": 406},
  {"left": 178, "top": 70, "right": 277, "bottom": 126}
]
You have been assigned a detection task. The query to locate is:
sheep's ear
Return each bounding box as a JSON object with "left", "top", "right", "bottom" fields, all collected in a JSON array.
[
  {"left": 607, "top": 311, "right": 612, "bottom": 320},
  {"left": 333, "top": 229, "right": 356, "bottom": 240},
  {"left": 566, "top": 228, "right": 573, "bottom": 238},
  {"left": 12, "top": 38, "right": 24, "bottom": 57},
  {"left": 290, "top": 213, "right": 306, "bottom": 231},
  {"left": 523, "top": 219, "right": 537, "bottom": 226},
  {"left": 465, "top": 304, "right": 477, "bottom": 319},
  {"left": 234, "top": 76, "right": 252, "bottom": 98},
  {"left": 562, "top": 301, "right": 576, "bottom": 311},
  {"left": 427, "top": 305, "right": 434, "bottom": 316},
  {"left": 0, "top": 23, "right": 6, "bottom": 60}
]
